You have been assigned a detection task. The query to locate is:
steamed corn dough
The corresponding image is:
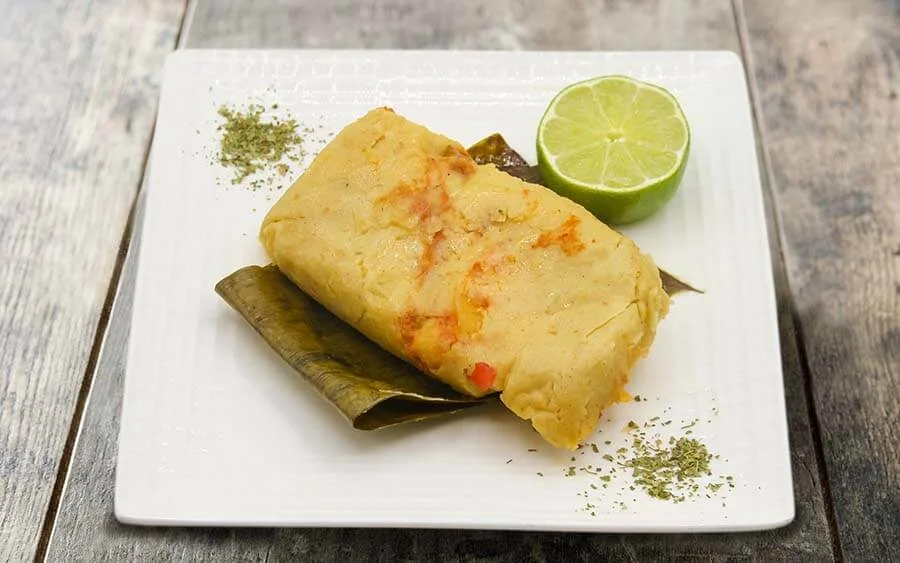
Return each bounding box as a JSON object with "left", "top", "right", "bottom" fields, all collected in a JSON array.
[{"left": 260, "top": 108, "right": 669, "bottom": 449}]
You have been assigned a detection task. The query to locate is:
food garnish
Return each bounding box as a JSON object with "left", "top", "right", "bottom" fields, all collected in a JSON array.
[
  {"left": 561, "top": 414, "right": 732, "bottom": 512},
  {"left": 216, "top": 103, "right": 305, "bottom": 189},
  {"left": 536, "top": 75, "right": 690, "bottom": 224}
]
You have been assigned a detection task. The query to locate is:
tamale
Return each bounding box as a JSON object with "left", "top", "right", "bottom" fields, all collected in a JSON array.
[
  {"left": 215, "top": 136, "right": 692, "bottom": 433},
  {"left": 259, "top": 108, "right": 669, "bottom": 449}
]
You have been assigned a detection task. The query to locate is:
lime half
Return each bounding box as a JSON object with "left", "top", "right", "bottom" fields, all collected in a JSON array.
[{"left": 537, "top": 75, "right": 690, "bottom": 225}]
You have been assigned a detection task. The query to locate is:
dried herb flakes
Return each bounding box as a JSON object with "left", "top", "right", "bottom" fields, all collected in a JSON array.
[
  {"left": 216, "top": 104, "right": 305, "bottom": 188},
  {"left": 569, "top": 412, "right": 733, "bottom": 515}
]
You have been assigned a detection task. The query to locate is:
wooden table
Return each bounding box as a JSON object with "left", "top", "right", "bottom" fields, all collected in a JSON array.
[{"left": 1, "top": 0, "right": 897, "bottom": 560}]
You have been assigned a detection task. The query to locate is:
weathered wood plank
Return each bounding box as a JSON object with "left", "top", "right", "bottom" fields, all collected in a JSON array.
[
  {"left": 740, "top": 0, "right": 900, "bottom": 559},
  {"left": 179, "top": 0, "right": 739, "bottom": 50},
  {"left": 47, "top": 0, "right": 833, "bottom": 560},
  {"left": 0, "top": 0, "right": 187, "bottom": 561}
]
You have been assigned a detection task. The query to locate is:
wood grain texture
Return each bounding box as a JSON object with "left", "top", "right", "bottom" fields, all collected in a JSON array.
[
  {"left": 46, "top": 0, "right": 833, "bottom": 560},
  {"left": 741, "top": 0, "right": 900, "bottom": 559},
  {"left": 0, "top": 0, "right": 186, "bottom": 560},
  {"left": 179, "top": 0, "right": 738, "bottom": 50}
]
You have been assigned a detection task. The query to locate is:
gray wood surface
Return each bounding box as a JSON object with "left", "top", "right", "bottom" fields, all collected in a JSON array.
[
  {"left": 42, "top": 0, "right": 838, "bottom": 561},
  {"left": 0, "top": 1, "right": 187, "bottom": 561},
  {"left": 741, "top": 0, "right": 900, "bottom": 559}
]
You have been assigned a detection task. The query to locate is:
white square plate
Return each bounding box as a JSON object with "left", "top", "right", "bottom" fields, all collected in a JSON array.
[{"left": 116, "top": 49, "right": 793, "bottom": 532}]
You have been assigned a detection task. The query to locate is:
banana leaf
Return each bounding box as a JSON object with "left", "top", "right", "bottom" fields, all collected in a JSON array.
[
  {"left": 468, "top": 133, "right": 702, "bottom": 296},
  {"left": 216, "top": 265, "right": 485, "bottom": 430}
]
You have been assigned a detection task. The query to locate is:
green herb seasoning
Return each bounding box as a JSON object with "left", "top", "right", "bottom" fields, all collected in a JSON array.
[
  {"left": 216, "top": 104, "right": 305, "bottom": 188},
  {"left": 625, "top": 437, "right": 712, "bottom": 502},
  {"left": 571, "top": 414, "right": 732, "bottom": 514}
]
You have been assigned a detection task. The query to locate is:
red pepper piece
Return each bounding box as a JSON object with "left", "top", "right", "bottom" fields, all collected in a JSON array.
[{"left": 469, "top": 362, "right": 496, "bottom": 392}]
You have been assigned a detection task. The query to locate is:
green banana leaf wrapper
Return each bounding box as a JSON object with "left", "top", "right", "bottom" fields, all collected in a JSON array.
[
  {"left": 216, "top": 265, "right": 485, "bottom": 430},
  {"left": 216, "top": 133, "right": 700, "bottom": 433}
]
